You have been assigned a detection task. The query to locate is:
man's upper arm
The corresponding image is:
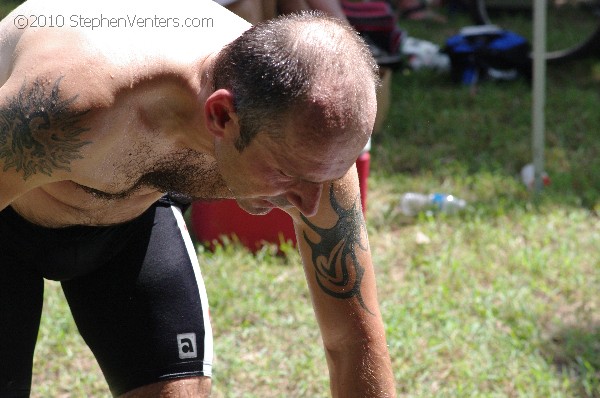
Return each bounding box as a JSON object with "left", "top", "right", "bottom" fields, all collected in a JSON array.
[
  {"left": 0, "top": 78, "right": 33, "bottom": 209},
  {"left": 0, "top": 73, "right": 92, "bottom": 210}
]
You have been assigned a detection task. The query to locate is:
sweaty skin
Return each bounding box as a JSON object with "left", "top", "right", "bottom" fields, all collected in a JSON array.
[
  {"left": 0, "top": 0, "right": 396, "bottom": 397},
  {"left": 0, "top": 5, "right": 243, "bottom": 225}
]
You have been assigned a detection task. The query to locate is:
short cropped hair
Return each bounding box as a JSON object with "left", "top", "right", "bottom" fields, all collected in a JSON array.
[{"left": 211, "top": 11, "right": 378, "bottom": 151}]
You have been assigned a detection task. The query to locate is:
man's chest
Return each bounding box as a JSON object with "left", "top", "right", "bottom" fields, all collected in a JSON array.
[
  {"left": 71, "top": 98, "right": 213, "bottom": 197},
  {"left": 75, "top": 140, "right": 223, "bottom": 201}
]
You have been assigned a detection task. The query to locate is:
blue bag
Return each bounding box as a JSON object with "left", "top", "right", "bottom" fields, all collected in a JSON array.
[{"left": 443, "top": 25, "right": 532, "bottom": 85}]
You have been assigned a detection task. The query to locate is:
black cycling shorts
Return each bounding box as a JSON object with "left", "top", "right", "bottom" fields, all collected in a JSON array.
[{"left": 0, "top": 199, "right": 213, "bottom": 397}]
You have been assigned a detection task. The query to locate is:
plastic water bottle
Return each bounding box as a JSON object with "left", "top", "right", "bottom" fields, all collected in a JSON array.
[
  {"left": 399, "top": 193, "right": 466, "bottom": 216},
  {"left": 520, "top": 163, "right": 550, "bottom": 189}
]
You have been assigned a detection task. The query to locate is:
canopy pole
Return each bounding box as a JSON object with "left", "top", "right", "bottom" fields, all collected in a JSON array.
[{"left": 532, "top": 0, "right": 547, "bottom": 192}]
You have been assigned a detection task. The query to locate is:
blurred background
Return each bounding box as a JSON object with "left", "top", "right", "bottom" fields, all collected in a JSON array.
[{"left": 1, "top": 1, "right": 599, "bottom": 396}]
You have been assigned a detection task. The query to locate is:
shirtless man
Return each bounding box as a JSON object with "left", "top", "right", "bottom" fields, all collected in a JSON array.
[{"left": 0, "top": 0, "right": 395, "bottom": 397}]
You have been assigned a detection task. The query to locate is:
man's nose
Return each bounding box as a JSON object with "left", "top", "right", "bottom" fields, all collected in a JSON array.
[{"left": 286, "top": 182, "right": 323, "bottom": 218}]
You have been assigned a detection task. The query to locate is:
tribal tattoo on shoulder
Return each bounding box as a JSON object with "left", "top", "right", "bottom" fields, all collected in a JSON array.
[
  {"left": 301, "top": 184, "right": 373, "bottom": 315},
  {"left": 0, "top": 77, "right": 91, "bottom": 180}
]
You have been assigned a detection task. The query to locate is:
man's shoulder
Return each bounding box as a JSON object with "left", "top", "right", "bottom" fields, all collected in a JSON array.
[
  {"left": 0, "top": 1, "right": 29, "bottom": 85},
  {"left": 3, "top": 19, "right": 130, "bottom": 117},
  {"left": 0, "top": 0, "right": 254, "bottom": 121}
]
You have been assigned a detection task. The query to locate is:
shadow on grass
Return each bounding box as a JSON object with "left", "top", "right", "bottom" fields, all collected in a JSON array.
[{"left": 541, "top": 322, "right": 600, "bottom": 397}]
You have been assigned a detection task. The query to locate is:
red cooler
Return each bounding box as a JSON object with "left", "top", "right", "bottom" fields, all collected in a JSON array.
[{"left": 191, "top": 152, "right": 370, "bottom": 252}]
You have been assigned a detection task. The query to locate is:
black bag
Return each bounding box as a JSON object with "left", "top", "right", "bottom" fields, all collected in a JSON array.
[
  {"left": 443, "top": 25, "right": 532, "bottom": 84},
  {"left": 341, "top": 0, "right": 405, "bottom": 67}
]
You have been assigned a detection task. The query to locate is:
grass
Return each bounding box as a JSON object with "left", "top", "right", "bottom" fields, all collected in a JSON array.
[
  {"left": 2, "top": 2, "right": 600, "bottom": 397},
  {"left": 0, "top": 0, "right": 20, "bottom": 19}
]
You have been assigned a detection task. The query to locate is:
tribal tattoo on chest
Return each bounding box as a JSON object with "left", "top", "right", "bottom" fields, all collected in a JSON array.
[
  {"left": 301, "top": 184, "right": 373, "bottom": 314},
  {"left": 0, "top": 77, "right": 91, "bottom": 180}
]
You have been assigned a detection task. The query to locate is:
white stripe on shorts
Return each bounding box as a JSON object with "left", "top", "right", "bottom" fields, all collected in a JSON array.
[{"left": 170, "top": 205, "right": 214, "bottom": 377}]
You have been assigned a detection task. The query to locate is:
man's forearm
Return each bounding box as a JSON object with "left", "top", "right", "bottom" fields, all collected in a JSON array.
[
  {"left": 326, "top": 339, "right": 396, "bottom": 398},
  {"left": 293, "top": 177, "right": 396, "bottom": 397}
]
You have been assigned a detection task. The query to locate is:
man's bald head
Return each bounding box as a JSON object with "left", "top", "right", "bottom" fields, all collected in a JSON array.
[{"left": 212, "top": 11, "right": 379, "bottom": 151}]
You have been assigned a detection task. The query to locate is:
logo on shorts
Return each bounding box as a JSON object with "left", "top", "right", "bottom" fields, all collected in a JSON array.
[{"left": 177, "top": 333, "right": 197, "bottom": 359}]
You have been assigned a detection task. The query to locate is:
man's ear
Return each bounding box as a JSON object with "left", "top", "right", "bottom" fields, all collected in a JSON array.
[{"left": 204, "top": 89, "right": 237, "bottom": 138}]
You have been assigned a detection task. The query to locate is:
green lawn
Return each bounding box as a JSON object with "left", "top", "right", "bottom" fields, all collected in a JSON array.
[{"left": 1, "top": 2, "right": 599, "bottom": 397}]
